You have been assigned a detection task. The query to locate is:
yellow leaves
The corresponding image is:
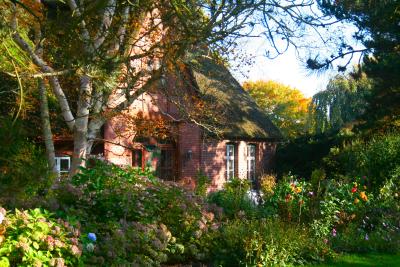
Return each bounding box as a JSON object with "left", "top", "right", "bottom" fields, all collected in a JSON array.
[{"left": 243, "top": 80, "right": 311, "bottom": 138}]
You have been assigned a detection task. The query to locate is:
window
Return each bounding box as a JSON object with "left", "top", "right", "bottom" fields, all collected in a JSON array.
[
  {"left": 132, "top": 149, "right": 143, "bottom": 169},
  {"left": 55, "top": 156, "right": 70, "bottom": 173},
  {"left": 158, "top": 149, "right": 174, "bottom": 180},
  {"left": 246, "top": 144, "right": 256, "bottom": 181},
  {"left": 226, "top": 144, "right": 235, "bottom": 180}
]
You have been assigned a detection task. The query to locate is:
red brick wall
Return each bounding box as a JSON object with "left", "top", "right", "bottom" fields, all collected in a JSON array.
[
  {"left": 104, "top": 118, "right": 132, "bottom": 166},
  {"left": 199, "top": 139, "right": 277, "bottom": 191},
  {"left": 177, "top": 123, "right": 201, "bottom": 188},
  {"left": 200, "top": 139, "right": 228, "bottom": 191}
]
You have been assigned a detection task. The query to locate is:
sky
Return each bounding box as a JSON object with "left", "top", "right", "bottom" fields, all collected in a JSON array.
[
  {"left": 233, "top": 43, "right": 335, "bottom": 97},
  {"left": 231, "top": 20, "right": 363, "bottom": 98}
]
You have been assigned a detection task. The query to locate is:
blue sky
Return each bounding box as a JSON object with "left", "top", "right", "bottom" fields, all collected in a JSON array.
[
  {"left": 233, "top": 44, "right": 335, "bottom": 97},
  {"left": 232, "top": 22, "right": 363, "bottom": 98}
]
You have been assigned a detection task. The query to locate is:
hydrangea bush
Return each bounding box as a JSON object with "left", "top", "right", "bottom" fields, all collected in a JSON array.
[
  {"left": 56, "top": 160, "right": 219, "bottom": 265},
  {"left": 0, "top": 207, "right": 81, "bottom": 267}
]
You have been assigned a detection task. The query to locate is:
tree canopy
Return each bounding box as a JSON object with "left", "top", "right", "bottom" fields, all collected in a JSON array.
[
  {"left": 243, "top": 80, "right": 311, "bottom": 138},
  {"left": 0, "top": 0, "right": 343, "bottom": 175},
  {"left": 313, "top": 0, "right": 400, "bottom": 132},
  {"left": 310, "top": 73, "right": 373, "bottom": 134}
]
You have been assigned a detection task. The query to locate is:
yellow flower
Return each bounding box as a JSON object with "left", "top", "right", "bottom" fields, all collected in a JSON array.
[
  {"left": 354, "top": 198, "right": 360, "bottom": 204},
  {"left": 296, "top": 187, "right": 302, "bottom": 193},
  {"left": 360, "top": 191, "right": 368, "bottom": 201}
]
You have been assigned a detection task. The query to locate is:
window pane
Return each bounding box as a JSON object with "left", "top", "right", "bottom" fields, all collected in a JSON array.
[
  {"left": 247, "top": 145, "right": 255, "bottom": 157},
  {"left": 226, "top": 144, "right": 235, "bottom": 179},
  {"left": 161, "top": 150, "right": 172, "bottom": 168},
  {"left": 132, "top": 149, "right": 142, "bottom": 167},
  {"left": 247, "top": 145, "right": 256, "bottom": 180},
  {"left": 159, "top": 149, "right": 174, "bottom": 180},
  {"left": 227, "top": 145, "right": 234, "bottom": 156},
  {"left": 60, "top": 158, "right": 70, "bottom": 172}
]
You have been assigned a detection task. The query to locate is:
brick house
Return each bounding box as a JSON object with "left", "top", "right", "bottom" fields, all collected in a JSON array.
[{"left": 55, "top": 55, "right": 281, "bottom": 190}]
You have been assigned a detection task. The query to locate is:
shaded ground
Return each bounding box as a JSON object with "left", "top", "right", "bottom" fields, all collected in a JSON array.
[{"left": 307, "top": 253, "right": 400, "bottom": 267}]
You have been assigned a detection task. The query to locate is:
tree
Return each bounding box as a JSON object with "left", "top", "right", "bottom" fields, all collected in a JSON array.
[
  {"left": 0, "top": 0, "right": 340, "bottom": 176},
  {"left": 243, "top": 80, "right": 311, "bottom": 138},
  {"left": 312, "top": 0, "right": 400, "bottom": 131},
  {"left": 310, "top": 73, "right": 373, "bottom": 134},
  {"left": 0, "top": 0, "right": 262, "bottom": 175}
]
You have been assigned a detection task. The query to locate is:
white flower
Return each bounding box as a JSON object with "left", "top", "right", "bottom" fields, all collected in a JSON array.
[{"left": 0, "top": 213, "right": 4, "bottom": 224}]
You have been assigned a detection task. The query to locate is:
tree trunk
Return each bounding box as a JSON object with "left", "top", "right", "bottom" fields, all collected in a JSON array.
[
  {"left": 38, "top": 78, "right": 57, "bottom": 174},
  {"left": 86, "top": 117, "right": 106, "bottom": 156},
  {"left": 69, "top": 75, "right": 92, "bottom": 177}
]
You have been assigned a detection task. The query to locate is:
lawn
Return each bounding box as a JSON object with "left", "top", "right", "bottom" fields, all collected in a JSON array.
[{"left": 307, "top": 253, "right": 400, "bottom": 267}]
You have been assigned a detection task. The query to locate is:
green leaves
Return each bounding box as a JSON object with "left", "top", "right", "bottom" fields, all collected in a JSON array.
[
  {"left": 310, "top": 73, "right": 372, "bottom": 134},
  {"left": 0, "top": 207, "right": 82, "bottom": 266}
]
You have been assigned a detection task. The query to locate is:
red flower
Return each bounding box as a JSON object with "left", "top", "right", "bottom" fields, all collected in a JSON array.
[{"left": 351, "top": 187, "right": 357, "bottom": 193}]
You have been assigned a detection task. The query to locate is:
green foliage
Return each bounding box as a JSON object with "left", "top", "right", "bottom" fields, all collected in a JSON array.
[
  {"left": 259, "top": 173, "right": 276, "bottom": 199},
  {"left": 264, "top": 174, "right": 312, "bottom": 223},
  {"left": 327, "top": 132, "right": 400, "bottom": 190},
  {"left": 310, "top": 74, "right": 372, "bottom": 134},
  {"left": 0, "top": 119, "right": 53, "bottom": 208},
  {"left": 194, "top": 171, "right": 211, "bottom": 197},
  {"left": 208, "top": 178, "right": 257, "bottom": 219},
  {"left": 0, "top": 207, "right": 81, "bottom": 267},
  {"left": 276, "top": 133, "right": 345, "bottom": 179},
  {"left": 214, "top": 218, "right": 331, "bottom": 266},
  {"left": 56, "top": 160, "right": 218, "bottom": 265},
  {"left": 82, "top": 221, "right": 171, "bottom": 266},
  {"left": 317, "top": 0, "right": 400, "bottom": 131}
]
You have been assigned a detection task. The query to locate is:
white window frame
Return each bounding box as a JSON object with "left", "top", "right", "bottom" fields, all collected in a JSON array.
[
  {"left": 226, "top": 144, "right": 235, "bottom": 180},
  {"left": 55, "top": 156, "right": 71, "bottom": 174},
  {"left": 246, "top": 144, "right": 256, "bottom": 181}
]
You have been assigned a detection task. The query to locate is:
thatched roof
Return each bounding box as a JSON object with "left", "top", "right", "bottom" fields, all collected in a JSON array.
[{"left": 189, "top": 56, "right": 282, "bottom": 140}]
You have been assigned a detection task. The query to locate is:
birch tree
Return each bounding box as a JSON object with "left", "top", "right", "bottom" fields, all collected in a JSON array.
[{"left": 0, "top": 0, "right": 338, "bottom": 176}]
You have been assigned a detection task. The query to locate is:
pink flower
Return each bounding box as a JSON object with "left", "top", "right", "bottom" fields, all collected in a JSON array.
[{"left": 332, "top": 228, "right": 337, "bottom": 237}]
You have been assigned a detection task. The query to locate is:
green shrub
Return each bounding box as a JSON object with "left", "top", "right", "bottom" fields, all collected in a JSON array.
[
  {"left": 56, "top": 160, "right": 219, "bottom": 265},
  {"left": 194, "top": 171, "right": 211, "bottom": 197},
  {"left": 0, "top": 207, "right": 81, "bottom": 266},
  {"left": 330, "top": 132, "right": 400, "bottom": 190},
  {"left": 310, "top": 176, "right": 372, "bottom": 240},
  {"left": 262, "top": 174, "right": 313, "bottom": 223},
  {"left": 208, "top": 178, "right": 258, "bottom": 219},
  {"left": 0, "top": 120, "right": 53, "bottom": 209},
  {"left": 82, "top": 221, "right": 171, "bottom": 266},
  {"left": 213, "top": 218, "right": 331, "bottom": 266},
  {"left": 329, "top": 171, "right": 400, "bottom": 253}
]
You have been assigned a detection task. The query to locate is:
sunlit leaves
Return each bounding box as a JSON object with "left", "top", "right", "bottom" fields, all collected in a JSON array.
[{"left": 243, "top": 80, "right": 311, "bottom": 138}]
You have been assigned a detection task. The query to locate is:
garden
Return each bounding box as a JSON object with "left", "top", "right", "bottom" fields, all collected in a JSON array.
[
  {"left": 1, "top": 0, "right": 400, "bottom": 266},
  {"left": 0, "top": 131, "right": 399, "bottom": 266}
]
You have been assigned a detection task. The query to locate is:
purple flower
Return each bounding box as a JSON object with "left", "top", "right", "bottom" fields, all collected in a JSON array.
[
  {"left": 365, "top": 234, "right": 369, "bottom": 241},
  {"left": 308, "top": 191, "right": 314, "bottom": 196},
  {"left": 332, "top": 228, "right": 337, "bottom": 237},
  {"left": 88, "top": 233, "right": 97, "bottom": 242}
]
